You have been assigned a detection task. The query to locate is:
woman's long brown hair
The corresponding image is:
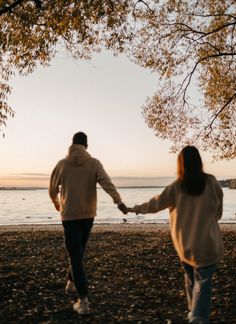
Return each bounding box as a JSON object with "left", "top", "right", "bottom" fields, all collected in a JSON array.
[{"left": 177, "top": 146, "right": 206, "bottom": 195}]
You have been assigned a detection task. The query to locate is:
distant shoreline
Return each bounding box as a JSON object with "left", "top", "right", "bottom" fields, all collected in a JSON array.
[
  {"left": 0, "top": 186, "right": 168, "bottom": 190},
  {"left": 0, "top": 182, "right": 236, "bottom": 190},
  {"left": 0, "top": 187, "right": 47, "bottom": 190},
  {"left": 0, "top": 177, "right": 235, "bottom": 190}
]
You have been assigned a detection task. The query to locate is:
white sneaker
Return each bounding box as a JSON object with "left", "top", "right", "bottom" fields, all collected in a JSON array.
[
  {"left": 188, "top": 311, "right": 193, "bottom": 321},
  {"left": 65, "top": 280, "right": 76, "bottom": 294},
  {"left": 73, "top": 297, "right": 91, "bottom": 315}
]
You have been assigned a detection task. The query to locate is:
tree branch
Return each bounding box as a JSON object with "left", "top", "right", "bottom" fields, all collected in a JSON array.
[
  {"left": 193, "top": 94, "right": 236, "bottom": 142},
  {"left": 0, "top": 0, "right": 42, "bottom": 16},
  {"left": 177, "top": 52, "right": 236, "bottom": 102},
  {"left": 134, "top": 0, "right": 155, "bottom": 15},
  {"left": 196, "top": 21, "right": 236, "bottom": 41},
  {"left": 206, "top": 94, "right": 236, "bottom": 134},
  {"left": 162, "top": 20, "right": 236, "bottom": 42},
  {"left": 0, "top": 0, "right": 25, "bottom": 15},
  {"left": 187, "top": 12, "right": 236, "bottom": 20},
  {"left": 163, "top": 22, "right": 206, "bottom": 36}
]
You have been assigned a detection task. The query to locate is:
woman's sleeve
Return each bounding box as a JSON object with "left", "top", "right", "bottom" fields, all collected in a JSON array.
[{"left": 133, "top": 183, "right": 176, "bottom": 214}]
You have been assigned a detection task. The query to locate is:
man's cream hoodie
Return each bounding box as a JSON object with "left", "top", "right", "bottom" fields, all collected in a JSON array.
[
  {"left": 133, "top": 174, "right": 224, "bottom": 267},
  {"left": 49, "top": 144, "right": 121, "bottom": 221}
]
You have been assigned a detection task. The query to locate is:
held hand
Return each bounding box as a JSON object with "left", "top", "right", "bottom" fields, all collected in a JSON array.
[
  {"left": 127, "top": 207, "right": 139, "bottom": 215},
  {"left": 127, "top": 207, "right": 134, "bottom": 213},
  {"left": 54, "top": 201, "right": 60, "bottom": 212},
  {"left": 118, "top": 202, "right": 128, "bottom": 214}
]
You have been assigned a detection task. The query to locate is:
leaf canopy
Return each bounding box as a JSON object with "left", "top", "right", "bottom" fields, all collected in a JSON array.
[{"left": 0, "top": 0, "right": 235, "bottom": 159}]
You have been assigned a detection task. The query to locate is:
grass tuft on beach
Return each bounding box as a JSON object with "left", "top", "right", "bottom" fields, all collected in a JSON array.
[{"left": 0, "top": 225, "right": 235, "bottom": 323}]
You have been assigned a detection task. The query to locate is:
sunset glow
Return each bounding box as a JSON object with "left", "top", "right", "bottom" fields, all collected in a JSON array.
[{"left": 0, "top": 51, "right": 235, "bottom": 187}]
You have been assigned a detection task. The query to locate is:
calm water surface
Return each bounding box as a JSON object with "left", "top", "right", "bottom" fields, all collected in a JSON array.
[{"left": 0, "top": 187, "right": 235, "bottom": 225}]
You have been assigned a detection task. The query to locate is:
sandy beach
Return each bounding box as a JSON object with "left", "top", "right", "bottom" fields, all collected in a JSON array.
[
  {"left": 0, "top": 222, "right": 235, "bottom": 232},
  {"left": 0, "top": 223, "right": 235, "bottom": 323}
]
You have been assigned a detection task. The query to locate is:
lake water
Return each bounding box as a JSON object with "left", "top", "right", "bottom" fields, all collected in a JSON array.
[{"left": 0, "top": 187, "right": 235, "bottom": 225}]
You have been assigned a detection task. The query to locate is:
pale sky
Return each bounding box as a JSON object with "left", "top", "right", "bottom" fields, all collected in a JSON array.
[{"left": 0, "top": 51, "right": 235, "bottom": 187}]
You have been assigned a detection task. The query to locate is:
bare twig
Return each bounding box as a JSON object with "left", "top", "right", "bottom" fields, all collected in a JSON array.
[
  {"left": 0, "top": 0, "right": 42, "bottom": 16},
  {"left": 162, "top": 21, "right": 236, "bottom": 41},
  {"left": 206, "top": 94, "right": 236, "bottom": 134},
  {"left": 193, "top": 94, "right": 236, "bottom": 142},
  {"left": 134, "top": 0, "right": 155, "bottom": 15},
  {"left": 0, "top": 0, "right": 25, "bottom": 15},
  {"left": 177, "top": 52, "right": 236, "bottom": 102},
  {"left": 187, "top": 12, "right": 236, "bottom": 20}
]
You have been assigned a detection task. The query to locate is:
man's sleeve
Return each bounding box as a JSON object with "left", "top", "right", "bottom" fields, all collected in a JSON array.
[
  {"left": 96, "top": 160, "right": 122, "bottom": 204},
  {"left": 49, "top": 163, "right": 61, "bottom": 205}
]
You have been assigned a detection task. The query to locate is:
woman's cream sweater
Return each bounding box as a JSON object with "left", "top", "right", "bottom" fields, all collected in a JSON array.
[{"left": 133, "top": 174, "right": 224, "bottom": 267}]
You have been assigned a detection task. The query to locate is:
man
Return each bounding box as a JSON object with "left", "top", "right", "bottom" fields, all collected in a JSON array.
[{"left": 49, "top": 131, "right": 127, "bottom": 315}]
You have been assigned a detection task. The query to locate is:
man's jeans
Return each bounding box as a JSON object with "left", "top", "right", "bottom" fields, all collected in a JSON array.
[
  {"left": 182, "top": 262, "right": 217, "bottom": 323},
  {"left": 62, "top": 218, "right": 94, "bottom": 298}
]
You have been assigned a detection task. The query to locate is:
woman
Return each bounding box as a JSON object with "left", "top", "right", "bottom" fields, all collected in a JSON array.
[{"left": 128, "top": 146, "right": 224, "bottom": 323}]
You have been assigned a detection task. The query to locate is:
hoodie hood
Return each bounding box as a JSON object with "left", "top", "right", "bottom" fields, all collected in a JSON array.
[{"left": 66, "top": 144, "right": 91, "bottom": 167}]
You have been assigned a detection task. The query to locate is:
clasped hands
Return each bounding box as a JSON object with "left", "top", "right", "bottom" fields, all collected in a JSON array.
[{"left": 117, "top": 202, "right": 136, "bottom": 215}]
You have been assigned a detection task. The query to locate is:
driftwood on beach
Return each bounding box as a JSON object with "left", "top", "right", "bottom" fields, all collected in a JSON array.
[{"left": 0, "top": 225, "right": 235, "bottom": 323}]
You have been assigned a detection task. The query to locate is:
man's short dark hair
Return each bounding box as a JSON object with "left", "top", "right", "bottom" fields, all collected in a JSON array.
[{"left": 73, "top": 132, "right": 88, "bottom": 147}]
